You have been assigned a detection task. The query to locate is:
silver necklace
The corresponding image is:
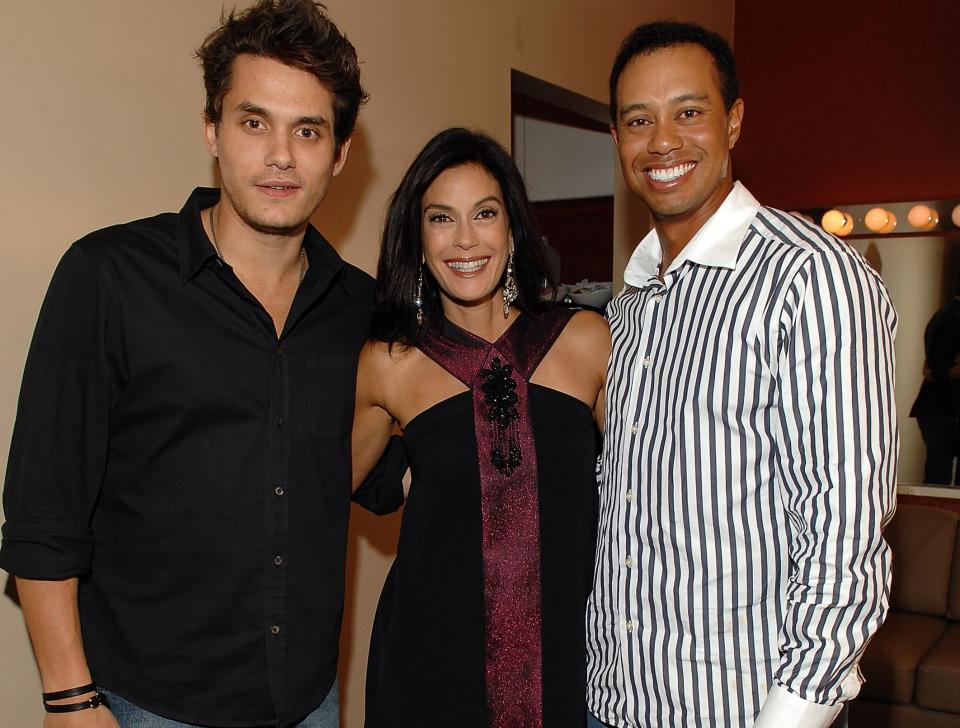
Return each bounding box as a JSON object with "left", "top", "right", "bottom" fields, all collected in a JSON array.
[{"left": 208, "top": 207, "right": 306, "bottom": 285}]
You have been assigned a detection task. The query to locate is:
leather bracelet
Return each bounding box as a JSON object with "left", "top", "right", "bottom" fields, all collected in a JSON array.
[
  {"left": 44, "top": 691, "right": 107, "bottom": 714},
  {"left": 42, "top": 683, "right": 97, "bottom": 701},
  {"left": 42, "top": 683, "right": 108, "bottom": 714}
]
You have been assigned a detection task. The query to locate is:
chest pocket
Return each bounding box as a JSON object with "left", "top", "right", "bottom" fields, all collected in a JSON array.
[{"left": 306, "top": 354, "right": 358, "bottom": 435}]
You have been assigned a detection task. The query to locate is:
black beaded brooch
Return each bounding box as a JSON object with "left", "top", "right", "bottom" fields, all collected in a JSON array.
[{"left": 480, "top": 357, "right": 521, "bottom": 474}]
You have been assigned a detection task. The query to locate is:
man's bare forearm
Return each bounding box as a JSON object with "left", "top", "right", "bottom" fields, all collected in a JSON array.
[
  {"left": 16, "top": 577, "right": 92, "bottom": 691},
  {"left": 16, "top": 577, "right": 120, "bottom": 726}
]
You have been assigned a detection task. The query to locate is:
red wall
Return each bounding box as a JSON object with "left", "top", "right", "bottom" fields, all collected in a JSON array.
[
  {"left": 732, "top": 0, "right": 960, "bottom": 210},
  {"left": 532, "top": 197, "right": 614, "bottom": 284}
]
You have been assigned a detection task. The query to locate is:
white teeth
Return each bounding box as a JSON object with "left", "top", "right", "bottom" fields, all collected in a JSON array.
[
  {"left": 447, "top": 259, "right": 489, "bottom": 272},
  {"left": 647, "top": 163, "right": 695, "bottom": 182}
]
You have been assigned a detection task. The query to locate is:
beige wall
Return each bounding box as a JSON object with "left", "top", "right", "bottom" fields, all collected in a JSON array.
[{"left": 0, "top": 1, "right": 732, "bottom": 725}]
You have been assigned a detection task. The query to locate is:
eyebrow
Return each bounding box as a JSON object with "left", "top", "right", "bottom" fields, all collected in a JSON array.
[
  {"left": 236, "top": 101, "right": 269, "bottom": 116},
  {"left": 619, "top": 93, "right": 711, "bottom": 118},
  {"left": 424, "top": 196, "right": 503, "bottom": 212},
  {"left": 234, "top": 101, "right": 329, "bottom": 127}
]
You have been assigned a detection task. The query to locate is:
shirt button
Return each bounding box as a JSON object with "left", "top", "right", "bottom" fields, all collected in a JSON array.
[
  {"left": 274, "top": 555, "right": 284, "bottom": 566},
  {"left": 642, "top": 356, "right": 651, "bottom": 368},
  {"left": 275, "top": 416, "right": 283, "bottom": 427},
  {"left": 270, "top": 625, "right": 280, "bottom": 636},
  {"left": 274, "top": 485, "right": 285, "bottom": 496},
  {"left": 275, "top": 347, "right": 284, "bottom": 357},
  {"left": 625, "top": 489, "right": 634, "bottom": 502},
  {"left": 630, "top": 423, "right": 638, "bottom": 434},
  {"left": 625, "top": 620, "right": 635, "bottom": 633},
  {"left": 652, "top": 294, "right": 663, "bottom": 303},
  {"left": 625, "top": 556, "right": 633, "bottom": 568}
]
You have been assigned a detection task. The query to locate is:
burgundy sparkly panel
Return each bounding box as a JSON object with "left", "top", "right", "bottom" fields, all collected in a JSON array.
[
  {"left": 474, "top": 346, "right": 541, "bottom": 727},
  {"left": 418, "top": 310, "right": 573, "bottom": 728}
]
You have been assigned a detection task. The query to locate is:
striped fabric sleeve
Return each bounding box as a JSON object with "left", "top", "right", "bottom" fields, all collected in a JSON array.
[{"left": 764, "top": 240, "right": 898, "bottom": 717}]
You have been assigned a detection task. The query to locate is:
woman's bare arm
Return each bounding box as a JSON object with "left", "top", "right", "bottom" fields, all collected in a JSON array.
[{"left": 351, "top": 342, "right": 396, "bottom": 492}]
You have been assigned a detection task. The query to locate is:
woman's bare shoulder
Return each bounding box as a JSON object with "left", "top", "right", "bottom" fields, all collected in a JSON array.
[
  {"left": 361, "top": 339, "right": 421, "bottom": 367},
  {"left": 563, "top": 310, "right": 610, "bottom": 351},
  {"left": 358, "top": 340, "right": 426, "bottom": 392}
]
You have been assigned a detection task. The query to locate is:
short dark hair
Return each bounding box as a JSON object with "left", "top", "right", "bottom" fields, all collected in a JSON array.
[
  {"left": 609, "top": 20, "right": 739, "bottom": 123},
  {"left": 371, "top": 128, "right": 554, "bottom": 348},
  {"left": 195, "top": 0, "right": 367, "bottom": 154}
]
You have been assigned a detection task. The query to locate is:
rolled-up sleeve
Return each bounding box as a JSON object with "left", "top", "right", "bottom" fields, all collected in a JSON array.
[
  {"left": 351, "top": 434, "right": 407, "bottom": 515},
  {"left": 1, "top": 240, "right": 125, "bottom": 579},
  {"left": 759, "top": 245, "right": 898, "bottom": 726}
]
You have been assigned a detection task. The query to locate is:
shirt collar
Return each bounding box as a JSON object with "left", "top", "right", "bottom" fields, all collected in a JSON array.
[
  {"left": 177, "top": 186, "right": 347, "bottom": 292},
  {"left": 623, "top": 181, "right": 761, "bottom": 287}
]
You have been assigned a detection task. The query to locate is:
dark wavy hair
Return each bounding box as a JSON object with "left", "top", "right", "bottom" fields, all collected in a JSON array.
[
  {"left": 609, "top": 20, "right": 739, "bottom": 123},
  {"left": 195, "top": 0, "right": 367, "bottom": 154},
  {"left": 371, "top": 128, "right": 554, "bottom": 348}
]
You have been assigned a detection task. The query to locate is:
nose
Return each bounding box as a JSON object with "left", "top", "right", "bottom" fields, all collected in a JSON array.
[
  {"left": 454, "top": 220, "right": 478, "bottom": 250},
  {"left": 647, "top": 119, "right": 682, "bottom": 155},
  {"left": 265, "top": 131, "right": 295, "bottom": 170}
]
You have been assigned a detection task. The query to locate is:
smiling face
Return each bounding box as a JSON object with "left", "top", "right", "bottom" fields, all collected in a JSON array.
[
  {"left": 421, "top": 164, "right": 512, "bottom": 316},
  {"left": 612, "top": 43, "right": 743, "bottom": 242},
  {"left": 203, "top": 54, "right": 350, "bottom": 237}
]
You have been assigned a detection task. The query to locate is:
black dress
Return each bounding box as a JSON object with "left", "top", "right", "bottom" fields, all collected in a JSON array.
[{"left": 364, "top": 311, "right": 599, "bottom": 728}]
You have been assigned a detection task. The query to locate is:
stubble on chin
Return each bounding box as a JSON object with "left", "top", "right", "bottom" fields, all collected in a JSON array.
[
  {"left": 244, "top": 212, "right": 310, "bottom": 237},
  {"left": 228, "top": 195, "right": 313, "bottom": 237}
]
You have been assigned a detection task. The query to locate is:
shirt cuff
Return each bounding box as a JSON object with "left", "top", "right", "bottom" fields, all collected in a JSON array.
[
  {"left": 754, "top": 684, "right": 843, "bottom": 728},
  {"left": 351, "top": 435, "right": 407, "bottom": 515},
  {"left": 0, "top": 520, "right": 94, "bottom": 579}
]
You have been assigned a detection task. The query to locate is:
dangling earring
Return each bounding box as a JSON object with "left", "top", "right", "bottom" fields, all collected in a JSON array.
[
  {"left": 502, "top": 248, "right": 518, "bottom": 319},
  {"left": 415, "top": 266, "right": 424, "bottom": 327}
]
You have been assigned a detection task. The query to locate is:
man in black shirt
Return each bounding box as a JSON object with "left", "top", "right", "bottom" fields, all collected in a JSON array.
[{"left": 0, "top": 2, "right": 371, "bottom": 726}]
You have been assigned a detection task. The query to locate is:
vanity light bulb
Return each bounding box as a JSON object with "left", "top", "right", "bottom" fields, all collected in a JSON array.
[
  {"left": 822, "top": 209, "right": 852, "bottom": 235},
  {"left": 950, "top": 204, "right": 960, "bottom": 228},
  {"left": 907, "top": 204, "right": 939, "bottom": 231},
  {"left": 864, "top": 207, "right": 896, "bottom": 234},
  {"left": 839, "top": 214, "right": 855, "bottom": 236}
]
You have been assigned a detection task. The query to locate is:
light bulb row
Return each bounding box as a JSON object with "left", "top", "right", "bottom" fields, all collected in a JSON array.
[{"left": 816, "top": 203, "right": 960, "bottom": 237}]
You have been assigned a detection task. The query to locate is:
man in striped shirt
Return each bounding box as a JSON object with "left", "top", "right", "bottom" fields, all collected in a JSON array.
[{"left": 586, "top": 21, "right": 898, "bottom": 728}]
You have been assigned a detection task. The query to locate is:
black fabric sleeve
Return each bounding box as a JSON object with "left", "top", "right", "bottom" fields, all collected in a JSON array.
[
  {"left": 351, "top": 435, "right": 407, "bottom": 515},
  {"left": 0, "top": 241, "right": 125, "bottom": 579}
]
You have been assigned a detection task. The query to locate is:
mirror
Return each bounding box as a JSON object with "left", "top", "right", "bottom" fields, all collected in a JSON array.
[{"left": 846, "top": 234, "right": 960, "bottom": 487}]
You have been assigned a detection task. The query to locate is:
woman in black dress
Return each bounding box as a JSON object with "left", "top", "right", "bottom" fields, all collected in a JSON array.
[{"left": 352, "top": 128, "right": 609, "bottom": 728}]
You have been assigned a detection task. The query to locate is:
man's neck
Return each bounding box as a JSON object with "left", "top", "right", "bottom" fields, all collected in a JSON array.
[
  {"left": 205, "top": 202, "right": 307, "bottom": 282},
  {"left": 653, "top": 179, "right": 734, "bottom": 279},
  {"left": 204, "top": 202, "right": 309, "bottom": 337}
]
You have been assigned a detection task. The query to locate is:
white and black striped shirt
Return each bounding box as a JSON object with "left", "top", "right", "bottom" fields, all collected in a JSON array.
[{"left": 587, "top": 183, "right": 898, "bottom": 728}]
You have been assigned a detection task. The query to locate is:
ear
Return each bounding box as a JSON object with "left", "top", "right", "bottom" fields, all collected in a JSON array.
[
  {"left": 203, "top": 117, "right": 219, "bottom": 158},
  {"left": 726, "top": 99, "right": 744, "bottom": 150},
  {"left": 610, "top": 123, "right": 620, "bottom": 148},
  {"left": 332, "top": 136, "right": 352, "bottom": 177}
]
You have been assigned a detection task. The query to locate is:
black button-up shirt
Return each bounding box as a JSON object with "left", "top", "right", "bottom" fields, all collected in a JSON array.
[{"left": 0, "top": 188, "right": 373, "bottom": 727}]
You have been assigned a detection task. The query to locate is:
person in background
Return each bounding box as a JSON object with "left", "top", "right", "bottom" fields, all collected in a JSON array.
[
  {"left": 351, "top": 127, "right": 610, "bottom": 727},
  {"left": 587, "top": 20, "right": 898, "bottom": 728},
  {"left": 0, "top": 1, "right": 371, "bottom": 725},
  {"left": 910, "top": 284, "right": 960, "bottom": 484}
]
